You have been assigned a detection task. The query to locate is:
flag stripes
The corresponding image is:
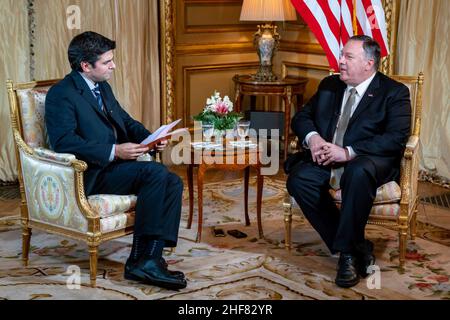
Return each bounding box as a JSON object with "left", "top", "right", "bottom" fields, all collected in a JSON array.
[{"left": 291, "top": 0, "right": 389, "bottom": 71}]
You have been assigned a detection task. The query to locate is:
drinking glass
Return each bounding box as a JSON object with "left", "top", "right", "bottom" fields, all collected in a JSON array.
[
  {"left": 202, "top": 122, "right": 214, "bottom": 144},
  {"left": 237, "top": 120, "right": 250, "bottom": 142}
]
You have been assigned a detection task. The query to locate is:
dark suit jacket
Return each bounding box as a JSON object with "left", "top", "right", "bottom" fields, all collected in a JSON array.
[
  {"left": 290, "top": 72, "right": 411, "bottom": 184},
  {"left": 45, "top": 70, "right": 150, "bottom": 194}
]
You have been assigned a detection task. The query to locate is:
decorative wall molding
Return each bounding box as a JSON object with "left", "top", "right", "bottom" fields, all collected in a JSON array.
[
  {"left": 281, "top": 61, "right": 331, "bottom": 79},
  {"left": 381, "top": 0, "right": 398, "bottom": 75},
  {"left": 279, "top": 41, "right": 325, "bottom": 55},
  {"left": 161, "top": 0, "right": 176, "bottom": 123},
  {"left": 184, "top": 25, "right": 255, "bottom": 34},
  {"left": 176, "top": 42, "right": 254, "bottom": 55},
  {"left": 284, "top": 19, "right": 307, "bottom": 31},
  {"left": 183, "top": 0, "right": 254, "bottom": 34}
]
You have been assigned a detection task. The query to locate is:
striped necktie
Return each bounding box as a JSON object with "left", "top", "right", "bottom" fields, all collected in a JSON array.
[
  {"left": 92, "top": 84, "right": 117, "bottom": 139},
  {"left": 329, "top": 88, "right": 357, "bottom": 190},
  {"left": 92, "top": 84, "right": 103, "bottom": 111}
]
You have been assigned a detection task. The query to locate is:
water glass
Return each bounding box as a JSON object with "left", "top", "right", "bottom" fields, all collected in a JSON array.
[
  {"left": 202, "top": 122, "right": 214, "bottom": 143},
  {"left": 237, "top": 120, "right": 250, "bottom": 142}
]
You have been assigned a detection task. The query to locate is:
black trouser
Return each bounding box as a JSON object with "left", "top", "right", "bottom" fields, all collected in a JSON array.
[
  {"left": 89, "top": 160, "right": 183, "bottom": 247},
  {"left": 286, "top": 156, "right": 395, "bottom": 254}
]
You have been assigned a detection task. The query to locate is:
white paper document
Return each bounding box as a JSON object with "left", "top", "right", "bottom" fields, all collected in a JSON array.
[{"left": 140, "top": 119, "right": 182, "bottom": 145}]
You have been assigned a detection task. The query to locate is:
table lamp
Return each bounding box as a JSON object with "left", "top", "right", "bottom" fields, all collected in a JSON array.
[{"left": 240, "top": 0, "right": 297, "bottom": 81}]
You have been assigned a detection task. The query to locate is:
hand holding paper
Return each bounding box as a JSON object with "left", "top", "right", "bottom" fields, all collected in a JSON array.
[{"left": 140, "top": 119, "right": 188, "bottom": 150}]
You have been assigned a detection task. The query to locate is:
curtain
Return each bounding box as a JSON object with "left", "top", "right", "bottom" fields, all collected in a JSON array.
[
  {"left": 396, "top": 0, "right": 449, "bottom": 180},
  {"left": 33, "top": 0, "right": 161, "bottom": 129},
  {"left": 0, "top": 0, "right": 30, "bottom": 182},
  {"left": 0, "top": 0, "right": 160, "bottom": 182}
]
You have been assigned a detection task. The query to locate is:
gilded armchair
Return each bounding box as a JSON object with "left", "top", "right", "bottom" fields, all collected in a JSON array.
[
  {"left": 283, "top": 72, "right": 424, "bottom": 267},
  {"left": 6, "top": 79, "right": 149, "bottom": 287}
]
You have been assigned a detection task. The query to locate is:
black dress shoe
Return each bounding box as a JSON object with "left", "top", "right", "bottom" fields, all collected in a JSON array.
[
  {"left": 355, "top": 240, "right": 376, "bottom": 278},
  {"left": 335, "top": 253, "right": 360, "bottom": 288},
  {"left": 125, "top": 257, "right": 187, "bottom": 290},
  {"left": 125, "top": 258, "right": 185, "bottom": 279},
  {"left": 160, "top": 257, "right": 185, "bottom": 279}
]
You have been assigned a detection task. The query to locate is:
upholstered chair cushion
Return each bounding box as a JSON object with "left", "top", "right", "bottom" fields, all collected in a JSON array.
[
  {"left": 16, "top": 87, "right": 51, "bottom": 148},
  {"left": 100, "top": 212, "right": 135, "bottom": 233},
  {"left": 329, "top": 181, "right": 401, "bottom": 205},
  {"left": 369, "top": 204, "right": 400, "bottom": 217},
  {"left": 326, "top": 181, "right": 402, "bottom": 218},
  {"left": 87, "top": 194, "right": 138, "bottom": 218}
]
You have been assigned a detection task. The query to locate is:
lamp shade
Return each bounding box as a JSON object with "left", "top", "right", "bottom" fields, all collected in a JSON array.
[{"left": 240, "top": 0, "right": 297, "bottom": 21}]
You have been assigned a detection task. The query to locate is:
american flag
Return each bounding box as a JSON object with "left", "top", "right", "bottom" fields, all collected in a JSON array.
[{"left": 290, "top": 0, "right": 389, "bottom": 71}]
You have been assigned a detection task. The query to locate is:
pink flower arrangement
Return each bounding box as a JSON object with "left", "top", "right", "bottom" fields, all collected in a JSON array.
[
  {"left": 193, "top": 90, "right": 242, "bottom": 131},
  {"left": 205, "top": 91, "right": 233, "bottom": 114}
]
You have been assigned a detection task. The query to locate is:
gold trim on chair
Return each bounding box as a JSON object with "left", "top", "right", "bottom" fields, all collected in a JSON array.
[
  {"left": 283, "top": 72, "right": 424, "bottom": 268},
  {"left": 6, "top": 79, "right": 139, "bottom": 287}
]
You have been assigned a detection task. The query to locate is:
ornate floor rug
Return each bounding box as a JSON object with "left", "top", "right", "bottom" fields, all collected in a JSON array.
[{"left": 0, "top": 177, "right": 449, "bottom": 300}]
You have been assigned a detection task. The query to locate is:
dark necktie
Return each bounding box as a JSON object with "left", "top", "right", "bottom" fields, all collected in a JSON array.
[
  {"left": 92, "top": 84, "right": 117, "bottom": 139},
  {"left": 330, "top": 88, "right": 357, "bottom": 190},
  {"left": 92, "top": 84, "right": 103, "bottom": 111}
]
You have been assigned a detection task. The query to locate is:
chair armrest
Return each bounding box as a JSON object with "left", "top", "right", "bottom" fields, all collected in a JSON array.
[
  {"left": 399, "top": 135, "right": 420, "bottom": 211},
  {"left": 33, "top": 147, "right": 77, "bottom": 166},
  {"left": 13, "top": 127, "right": 100, "bottom": 234},
  {"left": 403, "top": 135, "right": 419, "bottom": 159}
]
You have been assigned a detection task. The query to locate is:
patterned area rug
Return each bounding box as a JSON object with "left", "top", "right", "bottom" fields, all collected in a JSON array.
[{"left": 0, "top": 177, "right": 449, "bottom": 300}]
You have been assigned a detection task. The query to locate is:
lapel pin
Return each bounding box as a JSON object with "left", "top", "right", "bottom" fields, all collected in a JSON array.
[{"left": 368, "top": 93, "right": 374, "bottom": 97}]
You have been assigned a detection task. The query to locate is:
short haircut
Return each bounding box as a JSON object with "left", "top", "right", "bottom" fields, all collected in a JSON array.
[
  {"left": 68, "top": 31, "right": 116, "bottom": 72},
  {"left": 349, "top": 35, "right": 381, "bottom": 70}
]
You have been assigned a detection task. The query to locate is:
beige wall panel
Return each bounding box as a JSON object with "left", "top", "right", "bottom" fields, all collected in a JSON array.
[
  {"left": 175, "top": 51, "right": 258, "bottom": 125},
  {"left": 279, "top": 22, "right": 317, "bottom": 44},
  {"left": 185, "top": 1, "right": 250, "bottom": 29},
  {"left": 176, "top": 0, "right": 255, "bottom": 44},
  {"left": 276, "top": 51, "right": 329, "bottom": 102},
  {"left": 183, "top": 64, "right": 259, "bottom": 125}
]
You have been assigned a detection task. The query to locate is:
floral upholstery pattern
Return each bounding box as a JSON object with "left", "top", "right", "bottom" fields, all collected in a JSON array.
[
  {"left": 370, "top": 204, "right": 400, "bottom": 217},
  {"left": 19, "top": 149, "right": 88, "bottom": 232},
  {"left": 100, "top": 212, "right": 135, "bottom": 233},
  {"left": 34, "top": 147, "right": 76, "bottom": 165},
  {"left": 329, "top": 181, "right": 401, "bottom": 204},
  {"left": 88, "top": 194, "right": 137, "bottom": 218},
  {"left": 327, "top": 181, "right": 402, "bottom": 218},
  {"left": 16, "top": 87, "right": 51, "bottom": 148}
]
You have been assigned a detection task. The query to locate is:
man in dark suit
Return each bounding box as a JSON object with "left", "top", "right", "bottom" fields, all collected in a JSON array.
[
  {"left": 286, "top": 35, "right": 411, "bottom": 288},
  {"left": 45, "top": 31, "right": 187, "bottom": 290}
]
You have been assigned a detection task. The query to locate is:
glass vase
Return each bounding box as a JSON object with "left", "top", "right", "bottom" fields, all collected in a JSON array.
[{"left": 213, "top": 129, "right": 225, "bottom": 144}]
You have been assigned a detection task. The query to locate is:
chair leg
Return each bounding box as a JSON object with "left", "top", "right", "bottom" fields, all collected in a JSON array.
[
  {"left": 283, "top": 201, "right": 293, "bottom": 251},
  {"left": 399, "top": 227, "right": 408, "bottom": 268},
  {"left": 410, "top": 208, "right": 418, "bottom": 240},
  {"left": 22, "top": 226, "right": 32, "bottom": 266},
  {"left": 88, "top": 245, "right": 98, "bottom": 287}
]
